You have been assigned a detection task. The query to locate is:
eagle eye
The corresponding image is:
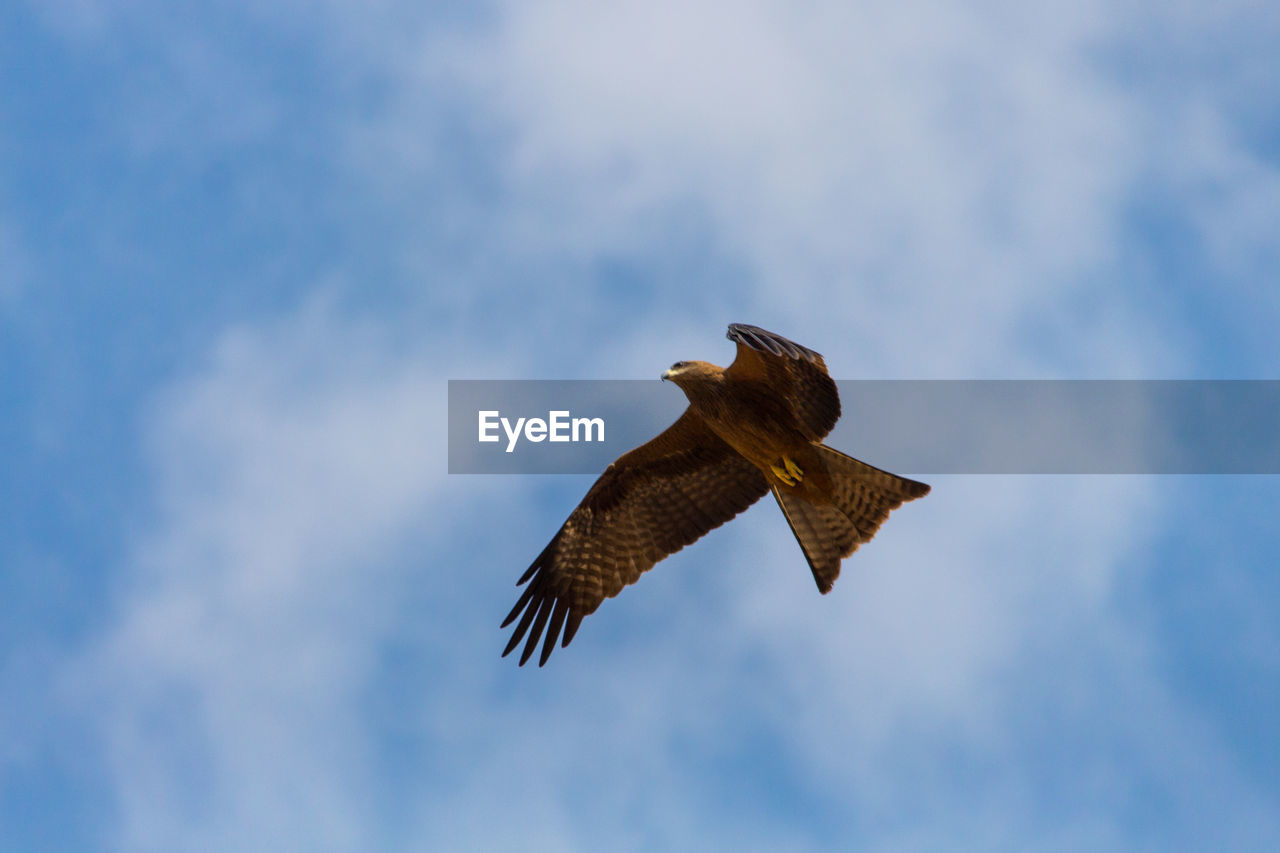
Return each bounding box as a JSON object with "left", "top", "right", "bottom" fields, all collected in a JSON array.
[{"left": 672, "top": 361, "right": 688, "bottom": 369}]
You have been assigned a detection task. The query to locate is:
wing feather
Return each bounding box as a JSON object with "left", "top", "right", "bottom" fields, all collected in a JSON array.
[
  {"left": 503, "top": 410, "right": 769, "bottom": 665},
  {"left": 724, "top": 323, "right": 841, "bottom": 440}
]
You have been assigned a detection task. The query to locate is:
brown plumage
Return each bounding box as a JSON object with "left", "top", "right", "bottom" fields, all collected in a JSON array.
[{"left": 502, "top": 323, "right": 930, "bottom": 666}]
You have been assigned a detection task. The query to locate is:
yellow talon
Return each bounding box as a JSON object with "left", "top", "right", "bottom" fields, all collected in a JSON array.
[{"left": 771, "top": 456, "right": 803, "bottom": 486}]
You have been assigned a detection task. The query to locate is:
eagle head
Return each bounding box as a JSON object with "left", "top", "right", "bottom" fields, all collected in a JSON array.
[{"left": 661, "top": 360, "right": 721, "bottom": 389}]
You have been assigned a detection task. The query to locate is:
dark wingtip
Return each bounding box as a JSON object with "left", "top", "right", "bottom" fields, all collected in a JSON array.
[
  {"left": 518, "top": 597, "right": 553, "bottom": 666},
  {"left": 517, "top": 541, "right": 554, "bottom": 585},
  {"left": 505, "top": 536, "right": 582, "bottom": 666},
  {"left": 561, "top": 611, "right": 583, "bottom": 647},
  {"left": 500, "top": 582, "right": 536, "bottom": 628},
  {"left": 727, "top": 323, "right": 822, "bottom": 363},
  {"left": 502, "top": 584, "right": 541, "bottom": 660},
  {"left": 539, "top": 600, "right": 569, "bottom": 666}
]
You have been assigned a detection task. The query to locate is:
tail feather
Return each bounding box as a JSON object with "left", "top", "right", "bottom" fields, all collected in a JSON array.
[{"left": 773, "top": 445, "right": 929, "bottom": 593}]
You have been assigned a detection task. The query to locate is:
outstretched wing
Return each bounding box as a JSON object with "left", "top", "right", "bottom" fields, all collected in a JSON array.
[
  {"left": 724, "top": 323, "right": 841, "bottom": 440},
  {"left": 503, "top": 410, "right": 769, "bottom": 666}
]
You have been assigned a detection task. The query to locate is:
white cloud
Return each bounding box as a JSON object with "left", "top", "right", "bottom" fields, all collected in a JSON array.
[
  {"left": 414, "top": 0, "right": 1155, "bottom": 375},
  {"left": 74, "top": 300, "right": 460, "bottom": 850},
  {"left": 729, "top": 476, "right": 1145, "bottom": 765},
  {"left": 57, "top": 0, "right": 1280, "bottom": 849}
]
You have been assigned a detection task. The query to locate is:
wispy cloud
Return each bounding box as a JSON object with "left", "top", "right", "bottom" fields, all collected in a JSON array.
[
  {"left": 75, "top": 300, "right": 453, "bottom": 849},
  {"left": 32, "top": 0, "right": 1280, "bottom": 849},
  {"left": 412, "top": 0, "right": 1152, "bottom": 374}
]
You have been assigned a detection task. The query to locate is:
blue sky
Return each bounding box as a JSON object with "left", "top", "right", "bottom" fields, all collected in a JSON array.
[{"left": 2, "top": 0, "right": 1278, "bottom": 849}]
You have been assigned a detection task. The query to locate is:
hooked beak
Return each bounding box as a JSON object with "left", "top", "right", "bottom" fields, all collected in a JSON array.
[{"left": 661, "top": 368, "right": 674, "bottom": 382}]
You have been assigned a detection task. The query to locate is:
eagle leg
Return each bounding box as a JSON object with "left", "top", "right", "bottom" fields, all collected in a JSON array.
[{"left": 770, "top": 455, "right": 804, "bottom": 486}]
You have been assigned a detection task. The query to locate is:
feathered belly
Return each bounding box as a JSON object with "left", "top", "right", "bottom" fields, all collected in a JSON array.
[{"left": 699, "top": 408, "right": 803, "bottom": 468}]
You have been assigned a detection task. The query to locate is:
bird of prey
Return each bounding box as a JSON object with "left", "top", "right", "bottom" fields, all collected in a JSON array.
[{"left": 502, "top": 323, "right": 929, "bottom": 666}]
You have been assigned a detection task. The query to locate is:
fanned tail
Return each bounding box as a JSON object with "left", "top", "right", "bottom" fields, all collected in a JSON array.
[{"left": 772, "top": 445, "right": 929, "bottom": 593}]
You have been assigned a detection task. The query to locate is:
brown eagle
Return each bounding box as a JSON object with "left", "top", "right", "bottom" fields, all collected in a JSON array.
[{"left": 503, "top": 324, "right": 930, "bottom": 666}]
